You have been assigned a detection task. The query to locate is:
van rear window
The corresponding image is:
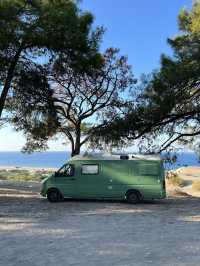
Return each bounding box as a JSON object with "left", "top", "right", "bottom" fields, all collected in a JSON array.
[
  {"left": 139, "top": 164, "right": 158, "bottom": 176},
  {"left": 81, "top": 164, "right": 99, "bottom": 175}
]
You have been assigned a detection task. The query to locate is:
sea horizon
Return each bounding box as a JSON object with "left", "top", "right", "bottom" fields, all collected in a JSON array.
[{"left": 0, "top": 150, "right": 199, "bottom": 170}]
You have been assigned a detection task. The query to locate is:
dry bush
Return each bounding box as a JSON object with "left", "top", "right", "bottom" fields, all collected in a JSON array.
[
  {"left": 192, "top": 180, "right": 200, "bottom": 192},
  {"left": 0, "top": 169, "right": 54, "bottom": 181},
  {"left": 166, "top": 171, "right": 185, "bottom": 187}
]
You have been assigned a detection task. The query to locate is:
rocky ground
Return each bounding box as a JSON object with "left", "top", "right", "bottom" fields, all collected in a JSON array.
[{"left": 0, "top": 168, "right": 200, "bottom": 266}]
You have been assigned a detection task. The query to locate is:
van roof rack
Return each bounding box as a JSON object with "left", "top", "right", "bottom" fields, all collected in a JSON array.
[{"left": 71, "top": 152, "right": 161, "bottom": 161}]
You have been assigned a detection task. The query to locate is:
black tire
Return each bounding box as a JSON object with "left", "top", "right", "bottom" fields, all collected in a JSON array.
[
  {"left": 47, "top": 188, "right": 63, "bottom": 203},
  {"left": 126, "top": 190, "right": 141, "bottom": 204}
]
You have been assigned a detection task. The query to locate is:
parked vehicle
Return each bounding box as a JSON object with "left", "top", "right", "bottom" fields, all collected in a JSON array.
[{"left": 41, "top": 153, "right": 166, "bottom": 203}]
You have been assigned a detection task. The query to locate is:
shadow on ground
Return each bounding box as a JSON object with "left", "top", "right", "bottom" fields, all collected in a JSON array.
[{"left": 1, "top": 181, "right": 200, "bottom": 266}]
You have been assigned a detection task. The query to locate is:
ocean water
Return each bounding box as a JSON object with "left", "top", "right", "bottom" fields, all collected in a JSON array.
[
  {"left": 0, "top": 152, "right": 71, "bottom": 169},
  {"left": 163, "top": 152, "right": 200, "bottom": 170},
  {"left": 0, "top": 151, "right": 199, "bottom": 170}
]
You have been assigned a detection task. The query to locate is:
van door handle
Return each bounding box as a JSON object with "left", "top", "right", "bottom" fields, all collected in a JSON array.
[{"left": 69, "top": 178, "right": 76, "bottom": 181}]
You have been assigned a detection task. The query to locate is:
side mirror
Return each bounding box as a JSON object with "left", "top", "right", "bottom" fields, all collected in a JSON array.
[{"left": 70, "top": 167, "right": 75, "bottom": 177}]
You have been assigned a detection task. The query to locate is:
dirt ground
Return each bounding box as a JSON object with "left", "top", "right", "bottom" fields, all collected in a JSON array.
[{"left": 1, "top": 180, "right": 200, "bottom": 266}]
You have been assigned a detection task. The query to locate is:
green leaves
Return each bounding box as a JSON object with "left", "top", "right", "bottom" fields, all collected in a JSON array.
[
  {"left": 0, "top": 0, "right": 104, "bottom": 119},
  {"left": 92, "top": 2, "right": 200, "bottom": 153}
]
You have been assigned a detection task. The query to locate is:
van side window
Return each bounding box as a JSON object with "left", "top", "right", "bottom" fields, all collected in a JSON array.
[
  {"left": 57, "top": 164, "right": 74, "bottom": 177},
  {"left": 139, "top": 164, "right": 158, "bottom": 176},
  {"left": 81, "top": 164, "right": 99, "bottom": 175}
]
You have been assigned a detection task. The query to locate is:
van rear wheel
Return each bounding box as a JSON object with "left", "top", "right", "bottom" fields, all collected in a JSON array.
[
  {"left": 47, "top": 189, "right": 63, "bottom": 203},
  {"left": 126, "top": 190, "right": 140, "bottom": 204}
]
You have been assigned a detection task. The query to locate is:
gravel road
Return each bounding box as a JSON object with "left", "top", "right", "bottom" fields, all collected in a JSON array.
[{"left": 1, "top": 180, "right": 200, "bottom": 266}]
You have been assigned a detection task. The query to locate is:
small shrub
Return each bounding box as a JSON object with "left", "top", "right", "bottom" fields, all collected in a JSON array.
[
  {"left": 166, "top": 171, "right": 185, "bottom": 187},
  {"left": 192, "top": 180, "right": 200, "bottom": 192},
  {"left": 0, "top": 174, "right": 7, "bottom": 180},
  {"left": 0, "top": 169, "right": 53, "bottom": 182},
  {"left": 9, "top": 169, "right": 29, "bottom": 174}
]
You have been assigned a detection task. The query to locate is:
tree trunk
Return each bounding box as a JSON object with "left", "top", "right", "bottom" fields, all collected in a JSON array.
[
  {"left": 0, "top": 48, "right": 22, "bottom": 118},
  {"left": 71, "top": 123, "right": 81, "bottom": 157}
]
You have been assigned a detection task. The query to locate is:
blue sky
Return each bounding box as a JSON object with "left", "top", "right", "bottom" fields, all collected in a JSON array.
[
  {"left": 81, "top": 0, "right": 192, "bottom": 77},
  {"left": 0, "top": 0, "right": 192, "bottom": 151}
]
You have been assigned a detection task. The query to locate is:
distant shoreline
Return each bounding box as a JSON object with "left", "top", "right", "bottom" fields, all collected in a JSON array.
[{"left": 0, "top": 166, "right": 57, "bottom": 171}]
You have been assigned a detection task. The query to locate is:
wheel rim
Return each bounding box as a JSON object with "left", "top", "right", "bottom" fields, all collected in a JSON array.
[{"left": 128, "top": 192, "right": 138, "bottom": 203}]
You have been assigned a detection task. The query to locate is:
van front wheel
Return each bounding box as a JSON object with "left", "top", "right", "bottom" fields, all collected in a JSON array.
[
  {"left": 47, "top": 188, "right": 63, "bottom": 203},
  {"left": 126, "top": 190, "right": 141, "bottom": 204}
]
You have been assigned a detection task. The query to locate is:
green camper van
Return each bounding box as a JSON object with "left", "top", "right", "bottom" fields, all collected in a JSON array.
[{"left": 41, "top": 153, "right": 166, "bottom": 203}]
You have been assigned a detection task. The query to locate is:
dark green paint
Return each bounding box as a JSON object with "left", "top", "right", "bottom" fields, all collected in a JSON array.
[{"left": 41, "top": 158, "right": 166, "bottom": 201}]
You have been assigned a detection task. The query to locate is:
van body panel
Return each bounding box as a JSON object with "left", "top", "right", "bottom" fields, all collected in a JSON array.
[{"left": 41, "top": 156, "right": 166, "bottom": 201}]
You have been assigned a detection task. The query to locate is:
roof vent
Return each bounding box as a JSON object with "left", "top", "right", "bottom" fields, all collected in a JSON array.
[{"left": 120, "top": 155, "right": 129, "bottom": 160}]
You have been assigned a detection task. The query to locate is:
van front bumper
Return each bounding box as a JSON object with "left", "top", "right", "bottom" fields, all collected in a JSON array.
[{"left": 40, "top": 187, "right": 46, "bottom": 197}]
